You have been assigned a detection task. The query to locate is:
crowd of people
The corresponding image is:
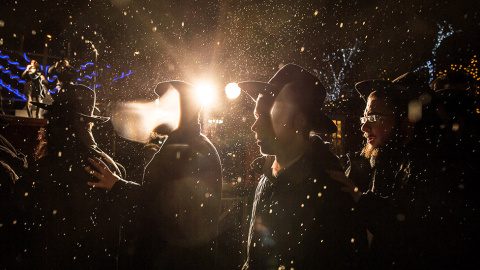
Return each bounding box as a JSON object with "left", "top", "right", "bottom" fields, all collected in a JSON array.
[{"left": 0, "top": 61, "right": 479, "bottom": 269}]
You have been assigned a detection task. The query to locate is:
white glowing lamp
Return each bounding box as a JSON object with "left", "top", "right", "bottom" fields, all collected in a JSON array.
[
  {"left": 196, "top": 81, "right": 216, "bottom": 105},
  {"left": 225, "top": 83, "right": 241, "bottom": 99}
]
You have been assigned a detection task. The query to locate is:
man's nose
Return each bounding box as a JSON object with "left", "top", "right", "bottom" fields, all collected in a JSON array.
[{"left": 361, "top": 121, "right": 371, "bottom": 133}]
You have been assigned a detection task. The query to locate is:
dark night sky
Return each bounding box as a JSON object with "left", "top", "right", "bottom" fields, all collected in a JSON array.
[{"left": 1, "top": 0, "right": 479, "bottom": 104}]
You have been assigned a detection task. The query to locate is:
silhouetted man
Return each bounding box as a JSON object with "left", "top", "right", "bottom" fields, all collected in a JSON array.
[
  {"left": 330, "top": 72, "right": 480, "bottom": 269},
  {"left": 86, "top": 81, "right": 223, "bottom": 269},
  {"left": 238, "top": 64, "right": 359, "bottom": 269},
  {"left": 15, "top": 85, "right": 124, "bottom": 269}
]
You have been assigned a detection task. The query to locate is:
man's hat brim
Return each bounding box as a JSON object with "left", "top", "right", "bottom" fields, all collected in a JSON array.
[
  {"left": 30, "top": 102, "right": 51, "bottom": 111},
  {"left": 154, "top": 80, "right": 196, "bottom": 97},
  {"left": 356, "top": 72, "right": 431, "bottom": 103},
  {"left": 237, "top": 82, "right": 337, "bottom": 134},
  {"left": 30, "top": 102, "right": 110, "bottom": 123},
  {"left": 355, "top": 80, "right": 404, "bottom": 102},
  {"left": 317, "top": 113, "right": 338, "bottom": 134},
  {"left": 237, "top": 82, "right": 279, "bottom": 102},
  {"left": 238, "top": 64, "right": 337, "bottom": 134}
]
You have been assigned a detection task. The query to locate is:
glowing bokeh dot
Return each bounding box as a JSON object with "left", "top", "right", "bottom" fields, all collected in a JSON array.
[{"left": 225, "top": 83, "right": 241, "bottom": 99}]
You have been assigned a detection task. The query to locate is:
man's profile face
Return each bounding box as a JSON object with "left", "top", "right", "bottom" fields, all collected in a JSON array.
[
  {"left": 31, "top": 60, "right": 40, "bottom": 69},
  {"left": 251, "top": 95, "right": 277, "bottom": 155},
  {"left": 361, "top": 95, "right": 396, "bottom": 149},
  {"left": 251, "top": 87, "right": 300, "bottom": 156}
]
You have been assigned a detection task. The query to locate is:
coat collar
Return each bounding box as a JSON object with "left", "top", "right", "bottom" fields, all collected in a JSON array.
[{"left": 250, "top": 135, "right": 329, "bottom": 187}]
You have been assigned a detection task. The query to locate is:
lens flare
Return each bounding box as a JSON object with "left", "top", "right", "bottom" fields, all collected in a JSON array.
[
  {"left": 225, "top": 83, "right": 241, "bottom": 99},
  {"left": 109, "top": 89, "right": 180, "bottom": 143},
  {"left": 195, "top": 81, "right": 216, "bottom": 105}
]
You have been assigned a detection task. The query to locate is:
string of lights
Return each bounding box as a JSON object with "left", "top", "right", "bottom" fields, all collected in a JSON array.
[{"left": 0, "top": 50, "right": 134, "bottom": 98}]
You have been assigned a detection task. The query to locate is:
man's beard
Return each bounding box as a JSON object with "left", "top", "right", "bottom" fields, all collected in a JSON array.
[{"left": 361, "top": 142, "right": 379, "bottom": 159}]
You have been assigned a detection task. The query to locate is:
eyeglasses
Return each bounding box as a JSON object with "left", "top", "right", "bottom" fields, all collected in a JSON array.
[{"left": 360, "top": 115, "right": 391, "bottom": 124}]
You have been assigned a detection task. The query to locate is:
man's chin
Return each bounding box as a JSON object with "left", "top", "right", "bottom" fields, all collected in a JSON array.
[
  {"left": 361, "top": 143, "right": 379, "bottom": 159},
  {"left": 258, "top": 144, "right": 275, "bottom": 156}
]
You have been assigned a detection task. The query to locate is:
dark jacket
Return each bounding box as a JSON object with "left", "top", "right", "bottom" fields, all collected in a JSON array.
[
  {"left": 244, "top": 135, "right": 361, "bottom": 270},
  {"left": 21, "top": 68, "right": 46, "bottom": 97},
  {"left": 15, "top": 142, "right": 124, "bottom": 269},
  {"left": 355, "top": 143, "right": 480, "bottom": 269},
  {"left": 135, "top": 125, "right": 223, "bottom": 269}
]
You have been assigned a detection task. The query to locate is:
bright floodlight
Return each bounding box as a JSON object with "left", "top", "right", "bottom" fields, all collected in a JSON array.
[
  {"left": 196, "top": 81, "right": 216, "bottom": 105},
  {"left": 225, "top": 83, "right": 241, "bottom": 99}
]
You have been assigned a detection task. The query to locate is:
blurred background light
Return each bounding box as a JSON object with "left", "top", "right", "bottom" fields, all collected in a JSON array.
[
  {"left": 195, "top": 80, "right": 216, "bottom": 105},
  {"left": 225, "top": 83, "right": 241, "bottom": 99}
]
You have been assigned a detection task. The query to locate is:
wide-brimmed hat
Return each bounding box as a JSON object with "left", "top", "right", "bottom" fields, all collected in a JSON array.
[
  {"left": 154, "top": 80, "right": 201, "bottom": 110},
  {"left": 154, "top": 80, "right": 196, "bottom": 99},
  {"left": 434, "top": 88, "right": 479, "bottom": 117},
  {"left": 355, "top": 72, "right": 432, "bottom": 103},
  {"left": 31, "top": 84, "right": 109, "bottom": 123},
  {"left": 153, "top": 80, "right": 202, "bottom": 127},
  {"left": 430, "top": 70, "right": 477, "bottom": 91},
  {"left": 238, "top": 63, "right": 337, "bottom": 134}
]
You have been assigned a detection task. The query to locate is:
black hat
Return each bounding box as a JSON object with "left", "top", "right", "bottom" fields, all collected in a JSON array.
[
  {"left": 154, "top": 80, "right": 202, "bottom": 127},
  {"left": 430, "top": 70, "right": 477, "bottom": 91},
  {"left": 355, "top": 72, "right": 432, "bottom": 103},
  {"left": 154, "top": 80, "right": 200, "bottom": 110},
  {"left": 238, "top": 64, "right": 337, "bottom": 134},
  {"left": 154, "top": 80, "right": 196, "bottom": 99},
  {"left": 434, "top": 88, "right": 478, "bottom": 116},
  {"left": 31, "top": 84, "right": 109, "bottom": 123}
]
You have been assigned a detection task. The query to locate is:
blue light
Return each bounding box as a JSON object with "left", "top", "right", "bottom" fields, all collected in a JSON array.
[
  {"left": 8, "top": 60, "right": 20, "bottom": 65},
  {"left": 23, "top": 53, "right": 30, "bottom": 63},
  {"left": 1, "top": 69, "right": 29, "bottom": 83},
  {"left": 112, "top": 70, "right": 133, "bottom": 82},
  {"left": 0, "top": 78, "right": 26, "bottom": 100},
  {"left": 80, "top": 62, "right": 94, "bottom": 70}
]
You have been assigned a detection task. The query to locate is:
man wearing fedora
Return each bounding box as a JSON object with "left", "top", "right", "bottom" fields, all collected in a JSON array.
[
  {"left": 85, "top": 81, "right": 223, "bottom": 269},
  {"left": 238, "top": 64, "right": 359, "bottom": 269},
  {"left": 14, "top": 85, "right": 126, "bottom": 269},
  {"left": 329, "top": 72, "right": 480, "bottom": 268}
]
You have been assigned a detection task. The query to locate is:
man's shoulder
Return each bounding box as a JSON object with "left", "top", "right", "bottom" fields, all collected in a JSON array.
[{"left": 308, "top": 135, "right": 342, "bottom": 170}]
